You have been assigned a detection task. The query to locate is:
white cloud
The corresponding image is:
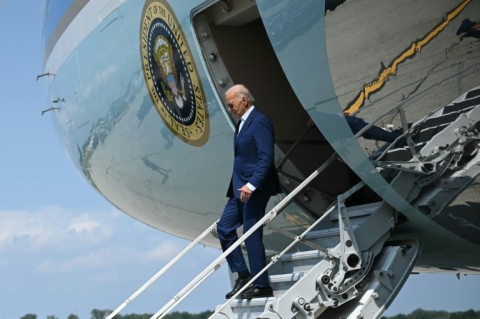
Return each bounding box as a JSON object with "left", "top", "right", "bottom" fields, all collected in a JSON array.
[
  {"left": 0, "top": 207, "right": 115, "bottom": 252},
  {"left": 0, "top": 206, "right": 187, "bottom": 277},
  {"left": 146, "top": 241, "right": 182, "bottom": 261},
  {"left": 35, "top": 247, "right": 126, "bottom": 273},
  {"left": 35, "top": 240, "right": 181, "bottom": 274},
  {"left": 68, "top": 214, "right": 102, "bottom": 233}
]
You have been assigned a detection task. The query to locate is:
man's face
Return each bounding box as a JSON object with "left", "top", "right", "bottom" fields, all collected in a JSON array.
[{"left": 226, "top": 91, "right": 248, "bottom": 119}]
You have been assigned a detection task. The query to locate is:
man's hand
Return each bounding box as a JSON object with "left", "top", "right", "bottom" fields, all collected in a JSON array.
[{"left": 238, "top": 185, "right": 253, "bottom": 203}]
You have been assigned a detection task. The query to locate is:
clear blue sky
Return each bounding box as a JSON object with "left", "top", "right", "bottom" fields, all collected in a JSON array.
[{"left": 0, "top": 2, "right": 479, "bottom": 319}]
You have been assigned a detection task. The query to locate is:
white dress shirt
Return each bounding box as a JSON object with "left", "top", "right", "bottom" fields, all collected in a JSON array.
[{"left": 238, "top": 106, "right": 256, "bottom": 191}]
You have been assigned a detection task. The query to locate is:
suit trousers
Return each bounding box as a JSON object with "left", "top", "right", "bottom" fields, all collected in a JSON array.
[{"left": 217, "top": 192, "right": 271, "bottom": 288}]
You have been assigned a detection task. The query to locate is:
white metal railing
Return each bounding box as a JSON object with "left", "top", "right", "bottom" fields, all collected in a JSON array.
[
  {"left": 106, "top": 94, "right": 433, "bottom": 319},
  {"left": 148, "top": 153, "right": 339, "bottom": 319},
  {"left": 212, "top": 180, "right": 366, "bottom": 317},
  {"left": 107, "top": 109, "right": 403, "bottom": 319},
  {"left": 212, "top": 203, "right": 337, "bottom": 318},
  {"left": 106, "top": 221, "right": 219, "bottom": 319},
  {"left": 106, "top": 152, "right": 338, "bottom": 319}
]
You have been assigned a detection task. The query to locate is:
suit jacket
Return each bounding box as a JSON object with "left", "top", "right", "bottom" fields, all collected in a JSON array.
[
  {"left": 345, "top": 115, "right": 401, "bottom": 143},
  {"left": 227, "top": 108, "right": 281, "bottom": 198}
]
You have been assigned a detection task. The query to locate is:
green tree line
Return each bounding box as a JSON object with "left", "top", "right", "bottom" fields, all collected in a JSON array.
[
  {"left": 19, "top": 309, "right": 480, "bottom": 319},
  {"left": 19, "top": 310, "right": 214, "bottom": 319},
  {"left": 382, "top": 309, "right": 480, "bottom": 319}
]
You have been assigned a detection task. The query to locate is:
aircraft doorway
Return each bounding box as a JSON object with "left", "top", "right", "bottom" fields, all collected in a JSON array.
[{"left": 193, "top": 0, "right": 374, "bottom": 215}]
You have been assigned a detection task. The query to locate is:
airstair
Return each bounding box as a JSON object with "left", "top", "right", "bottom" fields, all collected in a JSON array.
[
  {"left": 106, "top": 86, "right": 480, "bottom": 319},
  {"left": 210, "top": 197, "right": 419, "bottom": 319}
]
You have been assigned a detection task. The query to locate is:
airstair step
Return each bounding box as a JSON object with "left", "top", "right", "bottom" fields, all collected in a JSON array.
[
  {"left": 411, "top": 95, "right": 480, "bottom": 144},
  {"left": 418, "top": 109, "right": 469, "bottom": 132},
  {"left": 219, "top": 296, "right": 275, "bottom": 318},
  {"left": 443, "top": 94, "right": 480, "bottom": 114},
  {"left": 270, "top": 272, "right": 305, "bottom": 283},
  {"left": 279, "top": 249, "right": 324, "bottom": 262},
  {"left": 466, "top": 87, "right": 480, "bottom": 99},
  {"left": 383, "top": 147, "right": 414, "bottom": 161},
  {"left": 303, "top": 227, "right": 340, "bottom": 240},
  {"left": 270, "top": 272, "right": 305, "bottom": 295},
  {"left": 384, "top": 141, "right": 426, "bottom": 161},
  {"left": 276, "top": 250, "right": 324, "bottom": 273},
  {"left": 415, "top": 123, "right": 450, "bottom": 143}
]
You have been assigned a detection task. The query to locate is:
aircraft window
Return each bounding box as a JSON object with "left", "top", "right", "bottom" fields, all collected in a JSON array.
[
  {"left": 42, "top": 0, "right": 73, "bottom": 48},
  {"left": 43, "top": 0, "right": 88, "bottom": 63}
]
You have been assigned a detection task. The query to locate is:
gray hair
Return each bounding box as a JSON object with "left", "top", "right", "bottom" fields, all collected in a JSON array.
[{"left": 226, "top": 84, "right": 255, "bottom": 104}]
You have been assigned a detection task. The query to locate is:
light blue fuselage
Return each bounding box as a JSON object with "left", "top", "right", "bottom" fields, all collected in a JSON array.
[{"left": 44, "top": 0, "right": 480, "bottom": 271}]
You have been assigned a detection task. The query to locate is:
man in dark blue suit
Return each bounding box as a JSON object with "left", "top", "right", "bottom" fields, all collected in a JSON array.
[{"left": 217, "top": 84, "right": 280, "bottom": 299}]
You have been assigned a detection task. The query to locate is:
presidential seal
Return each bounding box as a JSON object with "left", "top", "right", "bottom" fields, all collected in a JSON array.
[{"left": 141, "top": 0, "right": 209, "bottom": 146}]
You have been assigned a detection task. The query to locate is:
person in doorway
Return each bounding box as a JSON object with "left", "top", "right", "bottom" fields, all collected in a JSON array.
[
  {"left": 217, "top": 84, "right": 281, "bottom": 299},
  {"left": 345, "top": 114, "right": 404, "bottom": 144}
]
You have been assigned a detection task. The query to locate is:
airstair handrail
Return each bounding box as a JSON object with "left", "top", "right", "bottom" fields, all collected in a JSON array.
[
  {"left": 106, "top": 220, "right": 219, "bottom": 319},
  {"left": 212, "top": 180, "right": 366, "bottom": 317},
  {"left": 348, "top": 90, "right": 457, "bottom": 163},
  {"left": 212, "top": 204, "right": 337, "bottom": 317},
  {"left": 373, "top": 99, "right": 455, "bottom": 162},
  {"left": 149, "top": 153, "right": 339, "bottom": 319}
]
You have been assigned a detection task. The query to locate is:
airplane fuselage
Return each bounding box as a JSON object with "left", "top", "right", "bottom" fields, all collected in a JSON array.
[{"left": 43, "top": 0, "right": 480, "bottom": 278}]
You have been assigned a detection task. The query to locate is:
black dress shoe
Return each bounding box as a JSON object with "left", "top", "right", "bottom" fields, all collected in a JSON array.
[
  {"left": 240, "top": 286, "right": 274, "bottom": 299},
  {"left": 225, "top": 277, "right": 252, "bottom": 299}
]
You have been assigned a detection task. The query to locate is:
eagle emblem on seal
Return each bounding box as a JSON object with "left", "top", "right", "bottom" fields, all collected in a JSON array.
[{"left": 140, "top": 0, "right": 209, "bottom": 146}]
